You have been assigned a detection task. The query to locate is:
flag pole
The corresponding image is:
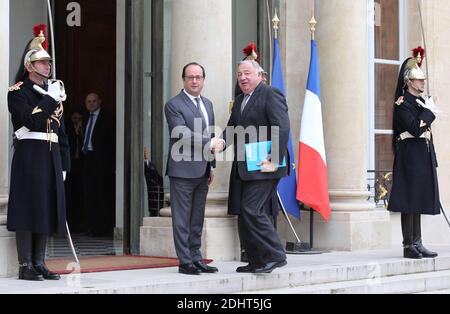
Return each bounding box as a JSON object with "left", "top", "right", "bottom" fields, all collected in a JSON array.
[
  {"left": 272, "top": 12, "right": 321, "bottom": 254},
  {"left": 308, "top": 9, "right": 318, "bottom": 250},
  {"left": 267, "top": 0, "right": 274, "bottom": 80},
  {"left": 310, "top": 10, "right": 317, "bottom": 41},
  {"left": 272, "top": 11, "right": 301, "bottom": 243}
]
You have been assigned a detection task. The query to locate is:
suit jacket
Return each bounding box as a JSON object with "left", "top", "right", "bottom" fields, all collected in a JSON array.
[
  {"left": 165, "top": 90, "right": 215, "bottom": 179},
  {"left": 83, "top": 108, "right": 116, "bottom": 172},
  {"left": 224, "top": 83, "right": 290, "bottom": 181}
]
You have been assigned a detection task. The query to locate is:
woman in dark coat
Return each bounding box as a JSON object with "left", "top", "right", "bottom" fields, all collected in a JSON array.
[
  {"left": 388, "top": 47, "right": 441, "bottom": 259},
  {"left": 7, "top": 26, "right": 70, "bottom": 281}
]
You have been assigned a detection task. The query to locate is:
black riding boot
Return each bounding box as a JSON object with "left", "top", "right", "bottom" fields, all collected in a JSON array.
[
  {"left": 16, "top": 231, "right": 44, "bottom": 281},
  {"left": 412, "top": 215, "right": 438, "bottom": 258},
  {"left": 32, "top": 234, "right": 61, "bottom": 280},
  {"left": 401, "top": 214, "right": 423, "bottom": 259}
]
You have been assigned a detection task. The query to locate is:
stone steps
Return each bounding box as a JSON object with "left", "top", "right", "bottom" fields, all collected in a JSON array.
[
  {"left": 247, "top": 270, "right": 450, "bottom": 294},
  {"left": 418, "top": 289, "right": 450, "bottom": 294},
  {"left": 2, "top": 248, "right": 449, "bottom": 294}
]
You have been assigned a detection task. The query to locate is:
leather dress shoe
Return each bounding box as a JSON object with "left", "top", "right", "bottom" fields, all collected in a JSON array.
[
  {"left": 253, "top": 260, "right": 287, "bottom": 274},
  {"left": 414, "top": 243, "right": 438, "bottom": 258},
  {"left": 236, "top": 264, "right": 257, "bottom": 273},
  {"left": 18, "top": 264, "right": 44, "bottom": 281},
  {"left": 34, "top": 264, "right": 61, "bottom": 280},
  {"left": 194, "top": 261, "right": 218, "bottom": 273},
  {"left": 403, "top": 245, "right": 423, "bottom": 259},
  {"left": 179, "top": 263, "right": 201, "bottom": 275}
]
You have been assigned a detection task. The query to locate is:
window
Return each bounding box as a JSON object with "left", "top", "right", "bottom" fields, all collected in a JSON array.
[{"left": 369, "top": 0, "right": 405, "bottom": 172}]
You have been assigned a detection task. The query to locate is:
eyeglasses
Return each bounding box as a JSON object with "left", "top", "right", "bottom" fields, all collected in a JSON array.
[{"left": 184, "top": 76, "right": 204, "bottom": 81}]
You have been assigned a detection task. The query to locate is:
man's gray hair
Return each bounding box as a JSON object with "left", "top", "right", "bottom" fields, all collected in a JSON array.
[{"left": 238, "top": 60, "right": 265, "bottom": 74}]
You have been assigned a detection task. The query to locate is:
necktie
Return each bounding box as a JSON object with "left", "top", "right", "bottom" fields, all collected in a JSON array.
[
  {"left": 195, "top": 97, "right": 207, "bottom": 127},
  {"left": 83, "top": 113, "right": 94, "bottom": 154},
  {"left": 241, "top": 94, "right": 251, "bottom": 113}
]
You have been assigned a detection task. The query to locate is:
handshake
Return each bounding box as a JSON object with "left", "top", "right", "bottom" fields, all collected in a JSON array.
[
  {"left": 210, "top": 137, "right": 225, "bottom": 154},
  {"left": 33, "top": 79, "right": 67, "bottom": 103}
]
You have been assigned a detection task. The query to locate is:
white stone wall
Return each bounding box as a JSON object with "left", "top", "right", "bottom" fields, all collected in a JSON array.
[
  {"left": 407, "top": 1, "right": 450, "bottom": 245},
  {"left": 171, "top": 0, "right": 233, "bottom": 197},
  {"left": 9, "top": 0, "right": 47, "bottom": 83},
  {"left": 0, "top": 0, "right": 10, "bottom": 198},
  {"left": 1, "top": 0, "right": 17, "bottom": 278}
]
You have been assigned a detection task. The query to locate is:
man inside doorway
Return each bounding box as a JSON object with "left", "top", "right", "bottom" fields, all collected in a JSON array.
[{"left": 82, "top": 93, "right": 116, "bottom": 237}]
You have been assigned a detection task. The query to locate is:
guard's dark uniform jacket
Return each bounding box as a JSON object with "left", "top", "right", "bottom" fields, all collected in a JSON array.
[
  {"left": 388, "top": 91, "right": 441, "bottom": 215},
  {"left": 7, "top": 78, "right": 70, "bottom": 235}
]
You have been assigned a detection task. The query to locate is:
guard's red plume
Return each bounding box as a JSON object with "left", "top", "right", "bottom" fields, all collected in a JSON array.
[
  {"left": 243, "top": 42, "right": 259, "bottom": 63},
  {"left": 33, "top": 24, "right": 48, "bottom": 51},
  {"left": 412, "top": 46, "right": 425, "bottom": 67}
]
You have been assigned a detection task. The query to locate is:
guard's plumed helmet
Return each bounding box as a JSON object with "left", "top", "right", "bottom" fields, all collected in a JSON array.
[
  {"left": 243, "top": 42, "right": 260, "bottom": 63},
  {"left": 404, "top": 47, "right": 426, "bottom": 81},
  {"left": 395, "top": 46, "right": 426, "bottom": 100},
  {"left": 24, "top": 24, "right": 52, "bottom": 68}
]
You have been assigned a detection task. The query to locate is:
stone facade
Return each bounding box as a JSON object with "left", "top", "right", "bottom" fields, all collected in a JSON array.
[
  {"left": 2, "top": 0, "right": 450, "bottom": 277},
  {"left": 1, "top": 0, "right": 18, "bottom": 278}
]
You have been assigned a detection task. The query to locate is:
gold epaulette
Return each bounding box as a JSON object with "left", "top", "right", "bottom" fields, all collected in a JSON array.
[
  {"left": 8, "top": 81, "right": 23, "bottom": 92},
  {"left": 395, "top": 96, "right": 404, "bottom": 106}
]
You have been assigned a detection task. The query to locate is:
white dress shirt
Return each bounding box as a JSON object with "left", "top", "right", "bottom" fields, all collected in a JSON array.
[{"left": 183, "top": 90, "right": 209, "bottom": 129}]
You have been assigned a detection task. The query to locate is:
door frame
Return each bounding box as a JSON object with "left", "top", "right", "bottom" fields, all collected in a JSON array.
[{"left": 123, "top": 0, "right": 164, "bottom": 254}]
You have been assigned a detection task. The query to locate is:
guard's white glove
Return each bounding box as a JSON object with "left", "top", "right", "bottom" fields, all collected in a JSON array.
[
  {"left": 33, "top": 80, "right": 67, "bottom": 103},
  {"left": 63, "top": 171, "right": 67, "bottom": 181},
  {"left": 417, "top": 96, "right": 440, "bottom": 115}
]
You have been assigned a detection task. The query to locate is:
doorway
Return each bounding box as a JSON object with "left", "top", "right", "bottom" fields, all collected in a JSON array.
[{"left": 48, "top": 0, "right": 120, "bottom": 257}]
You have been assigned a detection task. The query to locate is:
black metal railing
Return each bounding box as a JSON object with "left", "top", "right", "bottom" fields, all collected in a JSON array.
[
  {"left": 146, "top": 186, "right": 166, "bottom": 217},
  {"left": 367, "top": 170, "right": 393, "bottom": 207}
]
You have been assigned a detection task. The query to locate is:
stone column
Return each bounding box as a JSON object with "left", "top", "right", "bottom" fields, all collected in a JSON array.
[
  {"left": 294, "top": 0, "right": 390, "bottom": 251},
  {"left": 140, "top": 0, "right": 240, "bottom": 261},
  {"left": 0, "top": 0, "right": 18, "bottom": 277}
]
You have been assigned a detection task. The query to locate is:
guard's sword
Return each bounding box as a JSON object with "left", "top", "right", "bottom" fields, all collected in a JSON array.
[{"left": 47, "top": 0, "right": 80, "bottom": 264}]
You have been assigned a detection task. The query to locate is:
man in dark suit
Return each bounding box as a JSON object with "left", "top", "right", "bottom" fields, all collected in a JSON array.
[
  {"left": 221, "top": 60, "right": 290, "bottom": 274},
  {"left": 165, "top": 62, "right": 220, "bottom": 275},
  {"left": 82, "top": 93, "right": 116, "bottom": 236},
  {"left": 65, "top": 109, "right": 85, "bottom": 232}
]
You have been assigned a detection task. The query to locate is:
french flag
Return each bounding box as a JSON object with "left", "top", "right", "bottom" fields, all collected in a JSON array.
[{"left": 296, "top": 39, "right": 331, "bottom": 222}]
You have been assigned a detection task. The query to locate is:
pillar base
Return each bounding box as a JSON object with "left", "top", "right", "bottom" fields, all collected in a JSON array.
[
  {"left": 0, "top": 223, "right": 17, "bottom": 278},
  {"left": 279, "top": 210, "right": 391, "bottom": 251},
  {"left": 140, "top": 216, "right": 240, "bottom": 262}
]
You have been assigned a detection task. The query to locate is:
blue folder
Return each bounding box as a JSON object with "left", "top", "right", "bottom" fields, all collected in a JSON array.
[{"left": 245, "top": 141, "right": 286, "bottom": 172}]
